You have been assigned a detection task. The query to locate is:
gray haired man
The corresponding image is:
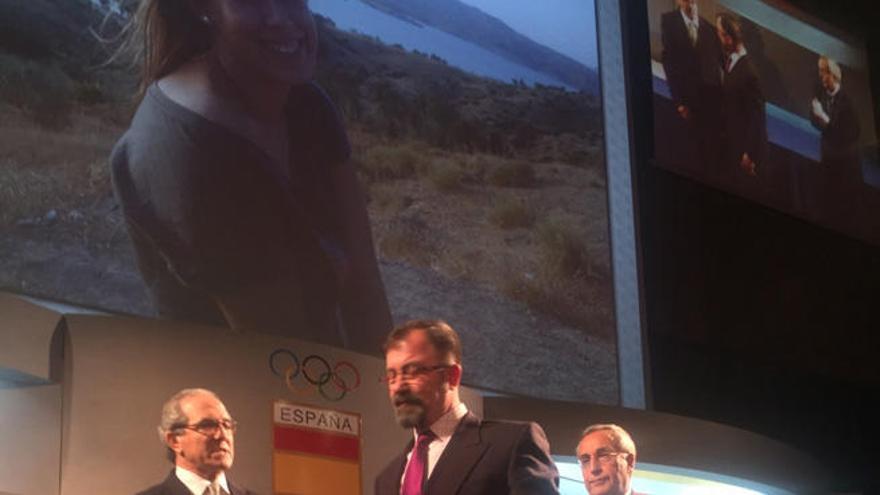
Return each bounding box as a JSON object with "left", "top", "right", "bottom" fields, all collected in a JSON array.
[
  {"left": 136, "top": 388, "right": 256, "bottom": 495},
  {"left": 576, "top": 424, "right": 642, "bottom": 495}
]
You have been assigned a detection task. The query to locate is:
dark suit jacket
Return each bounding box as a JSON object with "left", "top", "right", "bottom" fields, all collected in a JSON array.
[
  {"left": 135, "top": 470, "right": 257, "bottom": 495},
  {"left": 811, "top": 88, "right": 860, "bottom": 165},
  {"left": 660, "top": 9, "right": 722, "bottom": 112},
  {"left": 720, "top": 53, "right": 768, "bottom": 169},
  {"left": 374, "top": 413, "right": 559, "bottom": 495}
]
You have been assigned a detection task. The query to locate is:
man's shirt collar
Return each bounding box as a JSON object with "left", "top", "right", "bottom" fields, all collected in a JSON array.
[
  {"left": 827, "top": 82, "right": 841, "bottom": 97},
  {"left": 175, "top": 465, "right": 230, "bottom": 495},
  {"left": 728, "top": 45, "right": 748, "bottom": 72},
  {"left": 414, "top": 402, "right": 468, "bottom": 442},
  {"left": 680, "top": 6, "right": 699, "bottom": 28}
]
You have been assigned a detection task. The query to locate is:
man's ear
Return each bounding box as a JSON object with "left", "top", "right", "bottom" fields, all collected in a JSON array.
[
  {"left": 625, "top": 453, "right": 636, "bottom": 470},
  {"left": 165, "top": 430, "right": 182, "bottom": 455},
  {"left": 445, "top": 363, "right": 463, "bottom": 388}
]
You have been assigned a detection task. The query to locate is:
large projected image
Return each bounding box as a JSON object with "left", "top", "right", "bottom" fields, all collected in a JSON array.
[
  {"left": 647, "top": 0, "right": 880, "bottom": 245},
  {"left": 0, "top": 1, "right": 614, "bottom": 402}
]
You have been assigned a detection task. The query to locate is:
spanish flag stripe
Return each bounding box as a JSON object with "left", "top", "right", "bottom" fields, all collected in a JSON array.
[{"left": 273, "top": 425, "right": 360, "bottom": 461}]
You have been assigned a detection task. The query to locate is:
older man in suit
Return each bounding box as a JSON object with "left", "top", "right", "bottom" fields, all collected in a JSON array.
[
  {"left": 811, "top": 56, "right": 861, "bottom": 166},
  {"left": 136, "top": 388, "right": 256, "bottom": 495},
  {"left": 577, "top": 424, "right": 640, "bottom": 495},
  {"left": 661, "top": 0, "right": 723, "bottom": 173},
  {"left": 716, "top": 12, "right": 768, "bottom": 185},
  {"left": 810, "top": 55, "right": 862, "bottom": 225},
  {"left": 374, "top": 320, "right": 559, "bottom": 495}
]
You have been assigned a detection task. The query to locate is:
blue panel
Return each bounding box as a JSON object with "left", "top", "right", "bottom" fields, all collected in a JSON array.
[{"left": 653, "top": 76, "right": 821, "bottom": 161}]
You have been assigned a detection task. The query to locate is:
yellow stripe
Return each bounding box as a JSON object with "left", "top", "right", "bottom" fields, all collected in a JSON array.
[{"left": 273, "top": 451, "right": 361, "bottom": 495}]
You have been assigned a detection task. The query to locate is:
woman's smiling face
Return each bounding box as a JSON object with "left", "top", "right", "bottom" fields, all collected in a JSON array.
[{"left": 204, "top": 0, "right": 318, "bottom": 86}]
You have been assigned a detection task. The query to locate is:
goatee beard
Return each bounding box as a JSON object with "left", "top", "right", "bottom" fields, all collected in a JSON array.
[{"left": 392, "top": 392, "right": 426, "bottom": 429}]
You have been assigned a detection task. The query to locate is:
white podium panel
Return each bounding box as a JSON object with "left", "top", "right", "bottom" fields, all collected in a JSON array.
[{"left": 0, "top": 385, "right": 62, "bottom": 495}]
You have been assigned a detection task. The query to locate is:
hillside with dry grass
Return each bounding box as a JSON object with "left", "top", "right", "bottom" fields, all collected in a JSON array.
[{"left": 0, "top": 7, "right": 616, "bottom": 402}]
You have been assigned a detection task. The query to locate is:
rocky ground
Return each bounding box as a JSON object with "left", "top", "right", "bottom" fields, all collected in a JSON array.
[{"left": 0, "top": 198, "right": 617, "bottom": 404}]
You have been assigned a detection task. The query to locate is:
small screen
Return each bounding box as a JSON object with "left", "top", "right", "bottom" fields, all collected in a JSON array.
[{"left": 647, "top": 0, "right": 880, "bottom": 244}]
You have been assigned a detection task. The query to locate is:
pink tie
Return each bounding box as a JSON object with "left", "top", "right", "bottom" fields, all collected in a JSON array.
[{"left": 401, "top": 430, "right": 435, "bottom": 495}]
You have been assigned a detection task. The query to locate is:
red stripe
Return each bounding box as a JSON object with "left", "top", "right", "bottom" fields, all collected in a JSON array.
[{"left": 273, "top": 426, "right": 360, "bottom": 461}]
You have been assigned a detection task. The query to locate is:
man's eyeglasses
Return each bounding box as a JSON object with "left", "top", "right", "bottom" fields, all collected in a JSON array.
[
  {"left": 176, "top": 418, "right": 238, "bottom": 437},
  {"left": 577, "top": 451, "right": 628, "bottom": 466},
  {"left": 382, "top": 363, "right": 451, "bottom": 384}
]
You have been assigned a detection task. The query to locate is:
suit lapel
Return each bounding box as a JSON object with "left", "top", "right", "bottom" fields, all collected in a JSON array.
[
  {"left": 725, "top": 54, "right": 746, "bottom": 87},
  {"left": 378, "top": 444, "right": 411, "bottom": 495},
  {"left": 163, "top": 471, "right": 194, "bottom": 495},
  {"left": 673, "top": 13, "right": 696, "bottom": 53},
  {"left": 423, "top": 413, "right": 489, "bottom": 495}
]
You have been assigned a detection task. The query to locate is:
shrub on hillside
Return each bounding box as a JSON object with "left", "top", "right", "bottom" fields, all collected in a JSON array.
[
  {"left": 378, "top": 215, "right": 434, "bottom": 265},
  {"left": 0, "top": 52, "right": 74, "bottom": 129},
  {"left": 74, "top": 81, "right": 107, "bottom": 106},
  {"left": 537, "top": 217, "right": 591, "bottom": 278},
  {"left": 360, "top": 144, "right": 420, "bottom": 181},
  {"left": 367, "top": 182, "right": 414, "bottom": 215},
  {"left": 501, "top": 270, "right": 614, "bottom": 340},
  {"left": 489, "top": 196, "right": 533, "bottom": 229},
  {"left": 424, "top": 157, "right": 464, "bottom": 192},
  {"left": 488, "top": 160, "right": 536, "bottom": 188}
]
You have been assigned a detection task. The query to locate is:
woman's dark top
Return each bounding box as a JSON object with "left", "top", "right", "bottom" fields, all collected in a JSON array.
[{"left": 110, "top": 82, "right": 351, "bottom": 341}]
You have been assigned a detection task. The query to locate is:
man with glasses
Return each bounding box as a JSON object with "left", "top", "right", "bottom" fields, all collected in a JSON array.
[
  {"left": 374, "top": 319, "right": 559, "bottom": 495},
  {"left": 576, "top": 424, "right": 640, "bottom": 495},
  {"left": 136, "top": 388, "right": 255, "bottom": 495}
]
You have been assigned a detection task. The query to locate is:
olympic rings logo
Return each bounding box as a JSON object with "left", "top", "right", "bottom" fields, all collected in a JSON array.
[{"left": 269, "top": 349, "right": 361, "bottom": 402}]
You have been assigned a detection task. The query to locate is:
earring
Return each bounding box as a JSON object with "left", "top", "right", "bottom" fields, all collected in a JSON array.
[{"left": 200, "top": 14, "right": 211, "bottom": 25}]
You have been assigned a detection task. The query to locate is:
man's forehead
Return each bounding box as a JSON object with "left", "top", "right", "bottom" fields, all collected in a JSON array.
[
  {"left": 386, "top": 330, "right": 438, "bottom": 358},
  {"left": 182, "top": 393, "right": 229, "bottom": 418},
  {"left": 578, "top": 430, "right": 618, "bottom": 453}
]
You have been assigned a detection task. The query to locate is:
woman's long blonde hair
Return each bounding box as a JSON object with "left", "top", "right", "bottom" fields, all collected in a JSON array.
[{"left": 115, "top": 0, "right": 212, "bottom": 103}]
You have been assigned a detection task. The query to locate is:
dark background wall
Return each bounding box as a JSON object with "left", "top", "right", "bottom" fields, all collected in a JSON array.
[{"left": 625, "top": 0, "right": 880, "bottom": 491}]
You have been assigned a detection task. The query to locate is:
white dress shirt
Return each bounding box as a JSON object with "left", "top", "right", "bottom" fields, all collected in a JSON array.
[
  {"left": 400, "top": 402, "right": 469, "bottom": 491},
  {"left": 726, "top": 45, "right": 748, "bottom": 73},
  {"left": 680, "top": 6, "right": 700, "bottom": 45},
  {"left": 175, "top": 466, "right": 230, "bottom": 495}
]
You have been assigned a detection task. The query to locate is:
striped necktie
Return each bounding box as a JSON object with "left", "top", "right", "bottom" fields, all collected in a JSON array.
[
  {"left": 204, "top": 481, "right": 222, "bottom": 495},
  {"left": 688, "top": 21, "right": 698, "bottom": 46}
]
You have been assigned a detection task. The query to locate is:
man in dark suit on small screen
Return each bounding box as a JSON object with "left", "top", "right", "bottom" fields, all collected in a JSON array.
[
  {"left": 810, "top": 55, "right": 862, "bottom": 224},
  {"left": 576, "top": 424, "right": 640, "bottom": 495},
  {"left": 136, "top": 388, "right": 255, "bottom": 495},
  {"left": 811, "top": 56, "right": 860, "bottom": 166},
  {"left": 716, "top": 12, "right": 768, "bottom": 184},
  {"left": 661, "top": 0, "right": 723, "bottom": 172},
  {"left": 374, "top": 319, "right": 559, "bottom": 495}
]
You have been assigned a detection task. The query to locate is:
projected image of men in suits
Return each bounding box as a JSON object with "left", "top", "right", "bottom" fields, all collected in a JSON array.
[
  {"left": 716, "top": 12, "right": 768, "bottom": 182},
  {"left": 375, "top": 319, "right": 560, "bottom": 495},
  {"left": 660, "top": 0, "right": 723, "bottom": 172}
]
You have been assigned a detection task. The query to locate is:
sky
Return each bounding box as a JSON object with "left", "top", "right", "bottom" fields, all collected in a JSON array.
[{"left": 456, "top": 0, "right": 599, "bottom": 68}]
